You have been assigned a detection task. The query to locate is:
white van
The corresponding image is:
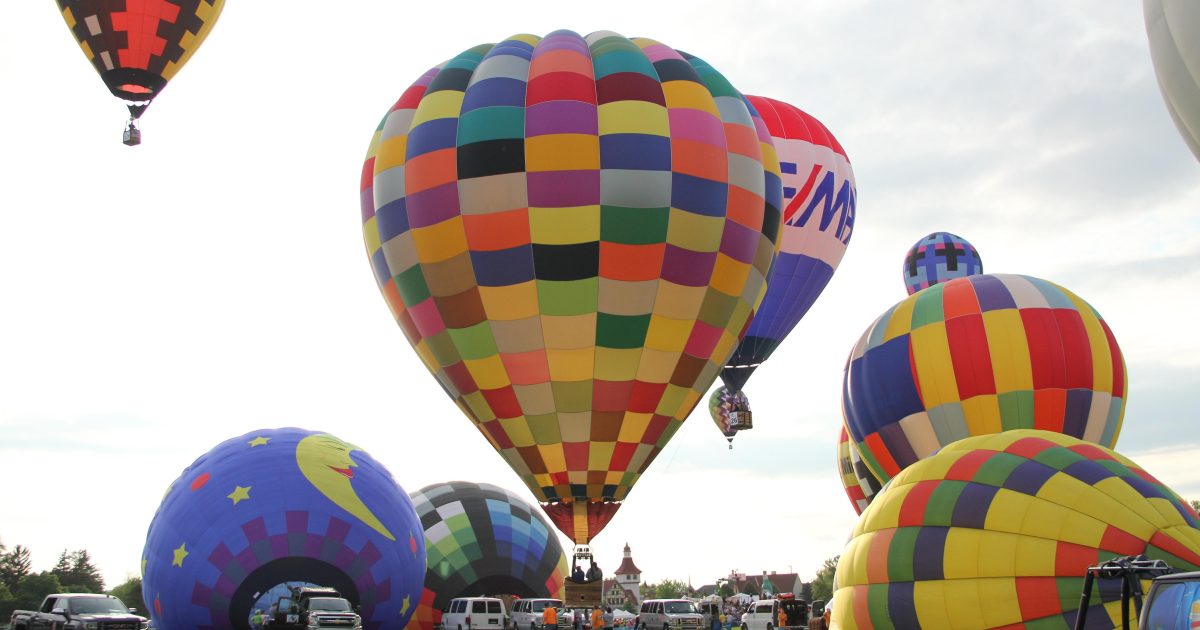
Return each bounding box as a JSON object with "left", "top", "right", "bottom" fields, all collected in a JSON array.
[
  {"left": 443, "top": 597, "right": 507, "bottom": 630},
  {"left": 509, "top": 598, "right": 563, "bottom": 630},
  {"left": 638, "top": 599, "right": 703, "bottom": 630}
]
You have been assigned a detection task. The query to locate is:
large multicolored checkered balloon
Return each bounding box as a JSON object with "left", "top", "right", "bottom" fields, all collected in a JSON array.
[
  {"left": 56, "top": 0, "right": 224, "bottom": 120},
  {"left": 837, "top": 425, "right": 881, "bottom": 515},
  {"left": 719, "top": 95, "right": 855, "bottom": 394},
  {"left": 141, "top": 428, "right": 425, "bottom": 630},
  {"left": 842, "top": 273, "right": 1126, "bottom": 483},
  {"left": 407, "top": 481, "right": 568, "bottom": 630},
  {"left": 902, "top": 232, "right": 983, "bottom": 296},
  {"left": 833, "top": 431, "right": 1200, "bottom": 629},
  {"left": 360, "top": 31, "right": 782, "bottom": 544}
]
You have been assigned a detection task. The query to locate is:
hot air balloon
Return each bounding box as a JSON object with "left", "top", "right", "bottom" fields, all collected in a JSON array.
[
  {"left": 716, "top": 95, "right": 855, "bottom": 434},
  {"left": 359, "top": 31, "right": 782, "bottom": 544},
  {"left": 842, "top": 273, "right": 1126, "bottom": 483},
  {"left": 1144, "top": 0, "right": 1200, "bottom": 161},
  {"left": 833, "top": 430, "right": 1200, "bottom": 629},
  {"left": 836, "top": 425, "right": 881, "bottom": 515},
  {"left": 55, "top": 0, "right": 225, "bottom": 145},
  {"left": 901, "top": 232, "right": 983, "bottom": 296},
  {"left": 708, "top": 386, "right": 752, "bottom": 449},
  {"left": 408, "top": 481, "right": 568, "bottom": 630},
  {"left": 141, "top": 428, "right": 425, "bottom": 630}
]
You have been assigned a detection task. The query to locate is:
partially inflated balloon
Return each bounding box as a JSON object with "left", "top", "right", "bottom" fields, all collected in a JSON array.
[
  {"left": 842, "top": 273, "right": 1126, "bottom": 483},
  {"left": 901, "top": 232, "right": 982, "bottom": 296},
  {"left": 833, "top": 431, "right": 1200, "bottom": 629},
  {"left": 837, "top": 425, "right": 881, "bottom": 515},
  {"left": 720, "top": 95, "right": 855, "bottom": 394},
  {"left": 360, "top": 31, "right": 781, "bottom": 544},
  {"left": 708, "top": 386, "right": 750, "bottom": 448},
  {"left": 56, "top": 0, "right": 224, "bottom": 138},
  {"left": 141, "top": 428, "right": 425, "bottom": 630},
  {"left": 1144, "top": 0, "right": 1200, "bottom": 161},
  {"left": 408, "top": 481, "right": 568, "bottom": 630}
]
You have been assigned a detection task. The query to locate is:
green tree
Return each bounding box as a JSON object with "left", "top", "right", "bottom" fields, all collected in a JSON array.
[
  {"left": 648, "top": 579, "right": 689, "bottom": 599},
  {"left": 741, "top": 581, "right": 760, "bottom": 597},
  {"left": 809, "top": 556, "right": 839, "bottom": 603},
  {"left": 0, "top": 544, "right": 32, "bottom": 592},
  {"left": 51, "top": 549, "right": 104, "bottom": 593},
  {"left": 109, "top": 577, "right": 146, "bottom": 615},
  {"left": 717, "top": 582, "right": 734, "bottom": 598},
  {"left": 13, "top": 572, "right": 63, "bottom": 612},
  {"left": 0, "top": 579, "right": 15, "bottom": 623},
  {"left": 1190, "top": 499, "right": 1199, "bottom": 513}
]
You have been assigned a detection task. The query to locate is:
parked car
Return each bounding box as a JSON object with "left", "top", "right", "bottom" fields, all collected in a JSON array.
[
  {"left": 637, "top": 599, "right": 702, "bottom": 630},
  {"left": 442, "top": 597, "right": 506, "bottom": 630},
  {"left": 510, "top": 598, "right": 564, "bottom": 630},
  {"left": 300, "top": 596, "right": 362, "bottom": 629},
  {"left": 10, "top": 593, "right": 147, "bottom": 630},
  {"left": 739, "top": 596, "right": 808, "bottom": 630}
]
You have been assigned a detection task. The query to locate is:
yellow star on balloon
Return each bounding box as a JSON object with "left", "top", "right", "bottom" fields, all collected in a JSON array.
[
  {"left": 172, "top": 543, "right": 189, "bottom": 567},
  {"left": 248, "top": 436, "right": 270, "bottom": 447},
  {"left": 228, "top": 485, "right": 251, "bottom": 505},
  {"left": 401, "top": 595, "right": 410, "bottom": 616}
]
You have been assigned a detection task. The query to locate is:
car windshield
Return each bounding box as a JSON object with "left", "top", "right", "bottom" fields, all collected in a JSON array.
[
  {"left": 69, "top": 598, "right": 128, "bottom": 614},
  {"left": 307, "top": 598, "right": 351, "bottom": 612},
  {"left": 664, "top": 602, "right": 696, "bottom": 614}
]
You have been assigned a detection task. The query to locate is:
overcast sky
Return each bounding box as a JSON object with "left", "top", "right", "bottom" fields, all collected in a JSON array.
[{"left": 1, "top": 1, "right": 1198, "bottom": 592}]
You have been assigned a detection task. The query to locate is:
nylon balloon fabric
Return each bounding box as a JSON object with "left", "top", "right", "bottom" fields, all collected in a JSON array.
[
  {"left": 141, "top": 428, "right": 425, "bottom": 630},
  {"left": 901, "top": 232, "right": 983, "bottom": 296},
  {"left": 408, "top": 481, "right": 568, "bottom": 630},
  {"left": 360, "top": 31, "right": 782, "bottom": 544},
  {"left": 833, "top": 430, "right": 1200, "bottom": 629},
  {"left": 720, "top": 95, "right": 855, "bottom": 393},
  {"left": 1144, "top": 0, "right": 1200, "bottom": 161},
  {"left": 842, "top": 274, "right": 1127, "bottom": 483},
  {"left": 838, "top": 425, "right": 881, "bottom": 515},
  {"left": 56, "top": 0, "right": 224, "bottom": 109}
]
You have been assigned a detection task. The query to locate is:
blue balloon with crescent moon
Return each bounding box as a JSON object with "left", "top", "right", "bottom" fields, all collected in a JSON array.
[
  {"left": 141, "top": 428, "right": 425, "bottom": 630},
  {"left": 901, "top": 232, "right": 983, "bottom": 295}
]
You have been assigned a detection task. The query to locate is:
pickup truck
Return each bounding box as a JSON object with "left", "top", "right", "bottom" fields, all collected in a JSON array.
[{"left": 10, "top": 593, "right": 147, "bottom": 630}]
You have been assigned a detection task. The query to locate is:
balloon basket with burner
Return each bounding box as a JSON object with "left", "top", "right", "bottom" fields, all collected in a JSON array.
[{"left": 123, "top": 118, "right": 141, "bottom": 146}]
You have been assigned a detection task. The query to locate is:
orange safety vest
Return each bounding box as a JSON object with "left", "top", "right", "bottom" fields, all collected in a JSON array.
[{"left": 545, "top": 607, "right": 558, "bottom": 626}]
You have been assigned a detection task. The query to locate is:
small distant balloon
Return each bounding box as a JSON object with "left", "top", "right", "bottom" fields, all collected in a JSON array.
[
  {"left": 708, "top": 386, "right": 752, "bottom": 449},
  {"left": 902, "top": 232, "right": 983, "bottom": 295}
]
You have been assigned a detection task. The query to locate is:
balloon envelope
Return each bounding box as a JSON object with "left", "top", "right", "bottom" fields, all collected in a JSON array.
[
  {"left": 1144, "top": 0, "right": 1200, "bottom": 161},
  {"left": 56, "top": 0, "right": 224, "bottom": 116},
  {"left": 141, "top": 428, "right": 425, "bottom": 630},
  {"left": 901, "top": 232, "right": 983, "bottom": 296},
  {"left": 842, "top": 273, "right": 1127, "bottom": 483},
  {"left": 408, "top": 481, "right": 568, "bottom": 630},
  {"left": 834, "top": 430, "right": 1200, "bottom": 629},
  {"left": 360, "top": 31, "right": 782, "bottom": 543},
  {"left": 720, "top": 95, "right": 855, "bottom": 393},
  {"left": 708, "top": 386, "right": 750, "bottom": 446},
  {"left": 837, "top": 425, "right": 881, "bottom": 515}
]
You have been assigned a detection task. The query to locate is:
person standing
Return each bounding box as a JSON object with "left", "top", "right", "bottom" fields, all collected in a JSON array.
[
  {"left": 251, "top": 609, "right": 264, "bottom": 630},
  {"left": 574, "top": 608, "right": 584, "bottom": 630},
  {"left": 591, "top": 607, "right": 603, "bottom": 630},
  {"left": 602, "top": 608, "right": 614, "bottom": 630},
  {"left": 544, "top": 603, "right": 558, "bottom": 630},
  {"left": 586, "top": 561, "right": 603, "bottom": 583}
]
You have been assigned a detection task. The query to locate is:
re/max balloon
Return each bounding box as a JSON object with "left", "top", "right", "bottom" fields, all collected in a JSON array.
[
  {"left": 708, "top": 386, "right": 751, "bottom": 448},
  {"left": 834, "top": 431, "right": 1200, "bottom": 629},
  {"left": 719, "top": 95, "right": 855, "bottom": 395},
  {"left": 141, "top": 428, "right": 425, "bottom": 630},
  {"left": 842, "top": 273, "right": 1126, "bottom": 483},
  {"left": 1144, "top": 0, "right": 1200, "bottom": 161},
  {"left": 56, "top": 0, "right": 224, "bottom": 140},
  {"left": 360, "top": 31, "right": 782, "bottom": 544},
  {"left": 408, "top": 481, "right": 568, "bottom": 630}
]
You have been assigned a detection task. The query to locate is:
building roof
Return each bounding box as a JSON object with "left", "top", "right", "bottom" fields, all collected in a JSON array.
[
  {"left": 696, "top": 584, "right": 717, "bottom": 597},
  {"left": 616, "top": 552, "right": 642, "bottom": 575},
  {"left": 735, "top": 572, "right": 802, "bottom": 595}
]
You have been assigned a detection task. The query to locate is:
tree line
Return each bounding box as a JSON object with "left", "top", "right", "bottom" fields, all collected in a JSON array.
[{"left": 0, "top": 538, "right": 144, "bottom": 622}]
